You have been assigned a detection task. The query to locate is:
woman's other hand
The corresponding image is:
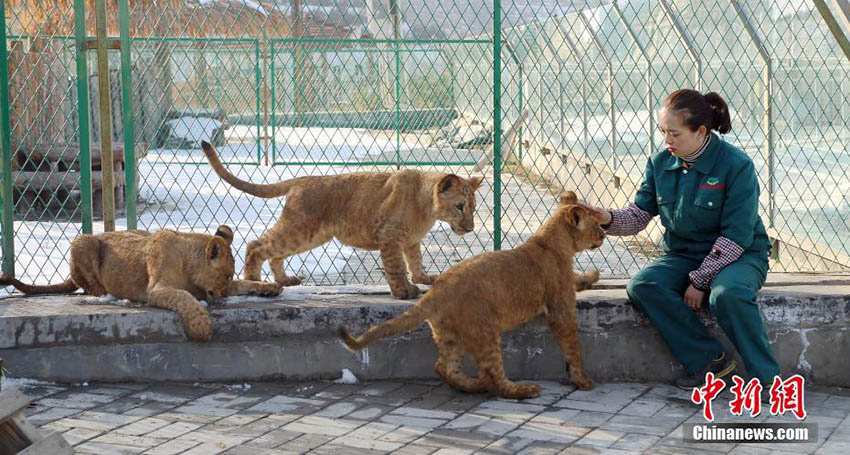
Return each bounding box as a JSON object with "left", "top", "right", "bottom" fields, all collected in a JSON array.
[{"left": 684, "top": 284, "right": 706, "bottom": 311}]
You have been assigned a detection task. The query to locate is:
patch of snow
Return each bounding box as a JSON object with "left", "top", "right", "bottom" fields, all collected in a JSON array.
[
  {"left": 198, "top": 0, "right": 267, "bottom": 16},
  {"left": 225, "top": 383, "right": 252, "bottom": 391},
  {"left": 334, "top": 368, "right": 359, "bottom": 384},
  {"left": 1, "top": 376, "right": 57, "bottom": 390},
  {"left": 163, "top": 117, "right": 223, "bottom": 148}
]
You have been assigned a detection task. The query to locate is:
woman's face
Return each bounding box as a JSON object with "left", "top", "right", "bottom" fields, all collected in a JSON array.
[{"left": 658, "top": 108, "right": 708, "bottom": 158}]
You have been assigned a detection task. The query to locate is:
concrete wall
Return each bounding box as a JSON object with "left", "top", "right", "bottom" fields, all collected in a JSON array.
[{"left": 1, "top": 277, "right": 848, "bottom": 387}]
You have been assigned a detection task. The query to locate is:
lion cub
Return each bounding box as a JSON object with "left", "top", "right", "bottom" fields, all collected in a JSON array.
[
  {"left": 0, "top": 226, "right": 281, "bottom": 341},
  {"left": 201, "top": 141, "right": 484, "bottom": 299},
  {"left": 339, "top": 192, "right": 604, "bottom": 399}
]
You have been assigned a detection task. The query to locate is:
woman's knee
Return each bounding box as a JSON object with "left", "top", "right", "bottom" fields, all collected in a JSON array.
[
  {"left": 709, "top": 284, "right": 757, "bottom": 317},
  {"left": 626, "top": 276, "right": 657, "bottom": 307}
]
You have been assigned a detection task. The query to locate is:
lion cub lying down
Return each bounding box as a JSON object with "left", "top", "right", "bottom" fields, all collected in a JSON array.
[
  {"left": 340, "top": 192, "right": 604, "bottom": 399},
  {"left": 201, "top": 141, "right": 483, "bottom": 299},
  {"left": 0, "top": 226, "right": 281, "bottom": 341}
]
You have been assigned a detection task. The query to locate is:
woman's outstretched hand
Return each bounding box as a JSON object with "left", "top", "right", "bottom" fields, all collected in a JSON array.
[{"left": 576, "top": 201, "right": 612, "bottom": 226}]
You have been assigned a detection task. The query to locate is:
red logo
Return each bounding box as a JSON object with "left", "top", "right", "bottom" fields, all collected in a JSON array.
[
  {"left": 769, "top": 375, "right": 807, "bottom": 419},
  {"left": 729, "top": 376, "right": 763, "bottom": 417},
  {"left": 699, "top": 184, "right": 725, "bottom": 190},
  {"left": 691, "top": 372, "right": 726, "bottom": 422},
  {"left": 692, "top": 375, "right": 807, "bottom": 421}
]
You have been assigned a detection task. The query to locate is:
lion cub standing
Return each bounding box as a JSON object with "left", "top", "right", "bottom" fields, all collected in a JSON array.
[
  {"left": 201, "top": 141, "right": 484, "bottom": 299},
  {"left": 0, "top": 226, "right": 281, "bottom": 341},
  {"left": 339, "top": 192, "right": 604, "bottom": 399}
]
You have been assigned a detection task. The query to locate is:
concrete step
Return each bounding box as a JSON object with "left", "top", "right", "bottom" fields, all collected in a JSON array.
[{"left": 1, "top": 274, "right": 848, "bottom": 386}]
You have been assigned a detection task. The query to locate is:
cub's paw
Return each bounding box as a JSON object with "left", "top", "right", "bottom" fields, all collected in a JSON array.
[
  {"left": 255, "top": 282, "right": 283, "bottom": 297},
  {"left": 392, "top": 283, "right": 422, "bottom": 300},
  {"left": 571, "top": 372, "right": 595, "bottom": 391},
  {"left": 412, "top": 274, "right": 438, "bottom": 285},
  {"left": 575, "top": 269, "right": 601, "bottom": 292},
  {"left": 275, "top": 276, "right": 303, "bottom": 287},
  {"left": 185, "top": 311, "right": 213, "bottom": 342}
]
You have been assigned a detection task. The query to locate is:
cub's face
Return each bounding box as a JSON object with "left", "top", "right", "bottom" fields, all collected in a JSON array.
[
  {"left": 560, "top": 193, "right": 605, "bottom": 251},
  {"left": 434, "top": 174, "right": 484, "bottom": 235},
  {"left": 200, "top": 226, "right": 236, "bottom": 301}
]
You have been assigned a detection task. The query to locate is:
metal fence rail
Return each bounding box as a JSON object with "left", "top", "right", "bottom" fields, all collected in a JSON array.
[{"left": 1, "top": 0, "right": 849, "bottom": 288}]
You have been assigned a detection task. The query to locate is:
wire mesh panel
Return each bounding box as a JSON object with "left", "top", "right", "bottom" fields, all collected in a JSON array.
[
  {"left": 1, "top": 0, "right": 87, "bottom": 285},
  {"left": 488, "top": 0, "right": 850, "bottom": 275},
  {"left": 1, "top": 0, "right": 849, "bottom": 289}
]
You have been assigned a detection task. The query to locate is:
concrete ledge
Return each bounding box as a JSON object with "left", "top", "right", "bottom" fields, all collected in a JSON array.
[{"left": 1, "top": 274, "right": 849, "bottom": 387}]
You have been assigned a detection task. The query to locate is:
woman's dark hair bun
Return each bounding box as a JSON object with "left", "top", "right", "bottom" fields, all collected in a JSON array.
[{"left": 703, "top": 92, "right": 732, "bottom": 134}]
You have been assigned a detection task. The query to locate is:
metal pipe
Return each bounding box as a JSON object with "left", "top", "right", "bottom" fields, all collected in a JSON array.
[
  {"left": 0, "top": 2, "right": 14, "bottom": 275},
  {"left": 119, "top": 0, "right": 136, "bottom": 229},
  {"left": 74, "top": 0, "right": 93, "bottom": 234},
  {"left": 293, "top": 0, "right": 304, "bottom": 126},
  {"left": 814, "top": 0, "right": 850, "bottom": 62},
  {"left": 493, "top": 0, "right": 503, "bottom": 250},
  {"left": 731, "top": 0, "right": 774, "bottom": 227},
  {"left": 614, "top": 1, "right": 655, "bottom": 155},
  {"left": 95, "top": 0, "right": 115, "bottom": 231},
  {"left": 659, "top": 0, "right": 702, "bottom": 91},
  {"left": 555, "top": 20, "right": 589, "bottom": 149},
  {"left": 577, "top": 12, "right": 617, "bottom": 172}
]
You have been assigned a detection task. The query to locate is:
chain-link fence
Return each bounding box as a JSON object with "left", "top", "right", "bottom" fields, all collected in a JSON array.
[{"left": 1, "top": 0, "right": 849, "bottom": 289}]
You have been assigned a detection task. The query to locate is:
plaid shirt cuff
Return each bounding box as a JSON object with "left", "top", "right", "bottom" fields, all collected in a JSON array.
[
  {"left": 688, "top": 236, "right": 745, "bottom": 290},
  {"left": 603, "top": 203, "right": 653, "bottom": 236}
]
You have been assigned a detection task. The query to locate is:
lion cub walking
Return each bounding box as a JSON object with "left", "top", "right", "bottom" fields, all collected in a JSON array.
[
  {"left": 201, "top": 141, "right": 483, "bottom": 299},
  {"left": 339, "top": 192, "right": 604, "bottom": 399},
  {"left": 0, "top": 226, "right": 280, "bottom": 341}
]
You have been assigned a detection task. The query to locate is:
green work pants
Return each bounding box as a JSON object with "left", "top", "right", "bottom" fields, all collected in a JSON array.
[{"left": 626, "top": 251, "right": 779, "bottom": 384}]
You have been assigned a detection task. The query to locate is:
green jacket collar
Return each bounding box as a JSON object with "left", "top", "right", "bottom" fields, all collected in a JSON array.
[{"left": 664, "top": 133, "right": 721, "bottom": 174}]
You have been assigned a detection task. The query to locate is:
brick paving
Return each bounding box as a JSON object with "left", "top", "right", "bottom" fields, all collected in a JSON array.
[{"left": 7, "top": 378, "right": 848, "bottom": 454}]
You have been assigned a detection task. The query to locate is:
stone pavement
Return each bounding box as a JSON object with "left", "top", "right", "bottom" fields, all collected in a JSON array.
[{"left": 10, "top": 378, "right": 850, "bottom": 455}]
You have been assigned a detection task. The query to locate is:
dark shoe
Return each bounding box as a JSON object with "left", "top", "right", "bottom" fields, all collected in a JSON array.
[{"left": 674, "top": 351, "right": 738, "bottom": 390}]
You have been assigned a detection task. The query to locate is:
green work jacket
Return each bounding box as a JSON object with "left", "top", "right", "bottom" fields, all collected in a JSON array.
[{"left": 633, "top": 133, "right": 771, "bottom": 255}]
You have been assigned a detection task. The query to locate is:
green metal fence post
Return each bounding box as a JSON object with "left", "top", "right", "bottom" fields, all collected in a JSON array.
[
  {"left": 270, "top": 42, "right": 277, "bottom": 162},
  {"left": 493, "top": 0, "right": 502, "bottom": 251},
  {"left": 255, "top": 39, "right": 262, "bottom": 163},
  {"left": 119, "top": 0, "right": 136, "bottom": 229},
  {"left": 391, "top": 0, "right": 401, "bottom": 168},
  {"left": 0, "top": 2, "right": 14, "bottom": 275},
  {"left": 74, "top": 0, "right": 94, "bottom": 234}
]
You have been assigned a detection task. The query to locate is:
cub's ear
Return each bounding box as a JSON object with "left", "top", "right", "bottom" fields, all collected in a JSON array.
[
  {"left": 468, "top": 176, "right": 484, "bottom": 190},
  {"left": 206, "top": 236, "right": 229, "bottom": 262},
  {"left": 437, "top": 174, "right": 462, "bottom": 194},
  {"left": 559, "top": 191, "right": 578, "bottom": 206},
  {"left": 214, "top": 225, "right": 234, "bottom": 246},
  {"left": 565, "top": 205, "right": 586, "bottom": 229}
]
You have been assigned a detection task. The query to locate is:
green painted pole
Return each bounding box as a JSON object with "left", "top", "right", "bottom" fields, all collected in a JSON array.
[
  {"left": 0, "top": 3, "right": 14, "bottom": 275},
  {"left": 74, "top": 0, "right": 94, "bottom": 234},
  {"left": 270, "top": 44, "right": 277, "bottom": 162},
  {"left": 119, "top": 0, "right": 136, "bottom": 229},
  {"left": 391, "top": 0, "right": 401, "bottom": 168},
  {"left": 493, "top": 0, "right": 502, "bottom": 251},
  {"left": 255, "top": 40, "right": 262, "bottom": 163}
]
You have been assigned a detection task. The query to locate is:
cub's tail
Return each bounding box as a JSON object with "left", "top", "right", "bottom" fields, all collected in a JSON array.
[
  {"left": 338, "top": 300, "right": 429, "bottom": 350},
  {"left": 0, "top": 274, "right": 78, "bottom": 295},
  {"left": 201, "top": 141, "right": 301, "bottom": 198}
]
